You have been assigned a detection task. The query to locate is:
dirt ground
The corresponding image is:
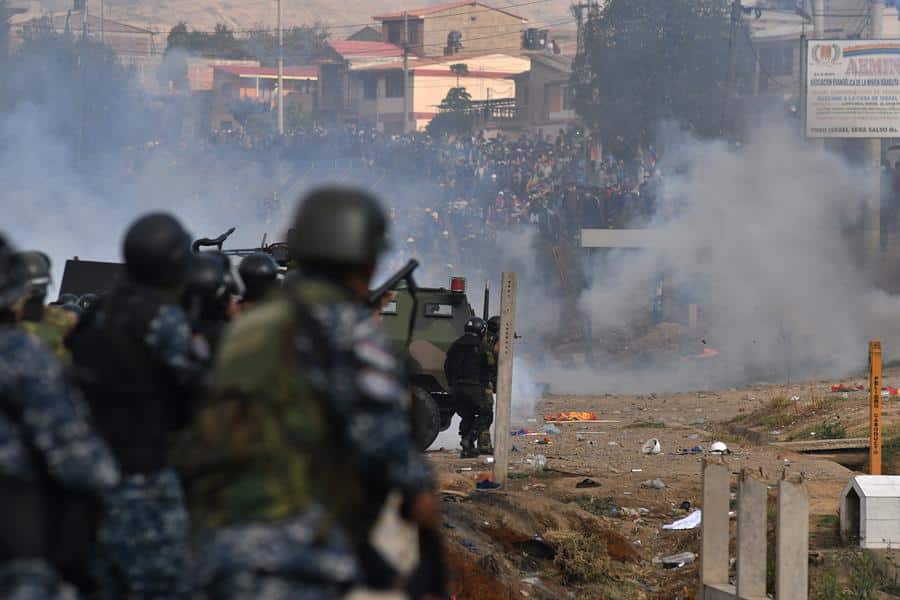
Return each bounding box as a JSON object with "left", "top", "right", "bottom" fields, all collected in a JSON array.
[{"left": 427, "top": 368, "right": 900, "bottom": 599}]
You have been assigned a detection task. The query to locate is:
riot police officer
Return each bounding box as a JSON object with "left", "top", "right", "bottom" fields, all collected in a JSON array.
[
  {"left": 0, "top": 234, "right": 120, "bottom": 598},
  {"left": 182, "top": 252, "right": 231, "bottom": 355},
  {"left": 444, "top": 316, "right": 493, "bottom": 458},
  {"left": 16, "top": 250, "right": 74, "bottom": 359},
  {"left": 238, "top": 251, "right": 279, "bottom": 311},
  {"left": 67, "top": 212, "right": 205, "bottom": 599},
  {"left": 177, "top": 186, "right": 439, "bottom": 599},
  {"left": 478, "top": 315, "right": 501, "bottom": 454}
]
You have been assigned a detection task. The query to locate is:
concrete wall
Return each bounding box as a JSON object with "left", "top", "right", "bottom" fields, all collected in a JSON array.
[
  {"left": 521, "top": 58, "right": 576, "bottom": 129},
  {"left": 422, "top": 5, "right": 524, "bottom": 57}
]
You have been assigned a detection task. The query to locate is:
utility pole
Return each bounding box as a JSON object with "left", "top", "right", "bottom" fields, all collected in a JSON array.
[
  {"left": 100, "top": 0, "right": 104, "bottom": 44},
  {"left": 82, "top": 0, "right": 88, "bottom": 41},
  {"left": 866, "top": 0, "right": 885, "bottom": 257},
  {"left": 721, "top": 0, "right": 741, "bottom": 136},
  {"left": 402, "top": 11, "right": 410, "bottom": 134},
  {"left": 277, "top": 0, "right": 284, "bottom": 136}
]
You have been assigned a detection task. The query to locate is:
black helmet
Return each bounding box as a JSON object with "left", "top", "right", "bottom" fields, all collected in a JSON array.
[
  {"left": 0, "top": 235, "right": 27, "bottom": 310},
  {"left": 487, "top": 315, "right": 500, "bottom": 335},
  {"left": 464, "top": 316, "right": 487, "bottom": 337},
  {"left": 184, "top": 253, "right": 226, "bottom": 300},
  {"left": 208, "top": 251, "right": 240, "bottom": 296},
  {"left": 77, "top": 293, "right": 99, "bottom": 311},
  {"left": 239, "top": 252, "right": 278, "bottom": 301},
  {"left": 57, "top": 293, "right": 79, "bottom": 305},
  {"left": 17, "top": 251, "right": 51, "bottom": 297},
  {"left": 123, "top": 213, "right": 192, "bottom": 288},
  {"left": 289, "top": 186, "right": 389, "bottom": 266}
]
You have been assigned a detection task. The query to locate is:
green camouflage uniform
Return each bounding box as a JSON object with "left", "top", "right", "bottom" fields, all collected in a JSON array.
[
  {"left": 176, "top": 278, "right": 432, "bottom": 598},
  {"left": 21, "top": 306, "right": 73, "bottom": 363},
  {"left": 476, "top": 337, "right": 497, "bottom": 452}
]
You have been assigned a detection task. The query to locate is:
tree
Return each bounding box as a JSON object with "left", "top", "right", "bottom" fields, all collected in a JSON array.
[
  {"left": 440, "top": 86, "right": 472, "bottom": 112},
  {"left": 428, "top": 86, "right": 473, "bottom": 137},
  {"left": 572, "top": 0, "right": 735, "bottom": 159}
]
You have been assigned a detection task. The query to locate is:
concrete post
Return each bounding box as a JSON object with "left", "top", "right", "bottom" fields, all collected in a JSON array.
[
  {"left": 701, "top": 461, "right": 731, "bottom": 590},
  {"left": 491, "top": 272, "right": 517, "bottom": 486},
  {"left": 736, "top": 472, "right": 767, "bottom": 599},
  {"left": 776, "top": 477, "right": 809, "bottom": 599}
]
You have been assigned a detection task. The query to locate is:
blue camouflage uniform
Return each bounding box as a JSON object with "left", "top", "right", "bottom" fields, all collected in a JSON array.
[
  {"left": 68, "top": 287, "right": 206, "bottom": 599},
  {"left": 0, "top": 325, "right": 120, "bottom": 598},
  {"left": 177, "top": 278, "right": 433, "bottom": 599}
]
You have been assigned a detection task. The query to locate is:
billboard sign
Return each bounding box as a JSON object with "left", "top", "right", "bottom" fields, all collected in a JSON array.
[{"left": 806, "top": 40, "right": 900, "bottom": 138}]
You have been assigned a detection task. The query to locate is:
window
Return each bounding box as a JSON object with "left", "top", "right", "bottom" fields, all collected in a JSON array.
[
  {"left": 386, "top": 22, "right": 403, "bottom": 45},
  {"left": 562, "top": 85, "right": 574, "bottom": 111},
  {"left": 424, "top": 303, "right": 453, "bottom": 318},
  {"left": 363, "top": 76, "right": 377, "bottom": 100},
  {"left": 381, "top": 301, "right": 398, "bottom": 315},
  {"left": 385, "top": 72, "right": 404, "bottom": 98},
  {"left": 760, "top": 44, "right": 793, "bottom": 76}
]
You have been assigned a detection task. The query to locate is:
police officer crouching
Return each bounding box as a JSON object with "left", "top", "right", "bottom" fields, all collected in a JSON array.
[
  {"left": 67, "top": 212, "right": 206, "bottom": 599},
  {"left": 445, "top": 316, "right": 493, "bottom": 458}
]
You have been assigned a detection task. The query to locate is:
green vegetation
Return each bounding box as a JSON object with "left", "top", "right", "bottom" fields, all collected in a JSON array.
[
  {"left": 626, "top": 419, "right": 666, "bottom": 429},
  {"left": 790, "top": 420, "right": 848, "bottom": 442},
  {"left": 575, "top": 495, "right": 616, "bottom": 517},
  {"left": 549, "top": 531, "right": 609, "bottom": 585}
]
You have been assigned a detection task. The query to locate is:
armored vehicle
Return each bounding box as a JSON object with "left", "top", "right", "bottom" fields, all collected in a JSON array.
[{"left": 379, "top": 276, "right": 476, "bottom": 450}]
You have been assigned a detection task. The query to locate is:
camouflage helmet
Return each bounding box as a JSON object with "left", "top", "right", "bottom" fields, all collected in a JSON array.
[
  {"left": 289, "top": 186, "right": 389, "bottom": 266},
  {"left": 464, "top": 316, "right": 486, "bottom": 337},
  {"left": 0, "top": 234, "right": 27, "bottom": 310}
]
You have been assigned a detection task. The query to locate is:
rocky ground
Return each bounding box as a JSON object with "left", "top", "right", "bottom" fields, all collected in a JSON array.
[{"left": 425, "top": 368, "right": 900, "bottom": 599}]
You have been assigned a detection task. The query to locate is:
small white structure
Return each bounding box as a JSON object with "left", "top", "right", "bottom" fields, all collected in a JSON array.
[{"left": 840, "top": 475, "right": 900, "bottom": 549}]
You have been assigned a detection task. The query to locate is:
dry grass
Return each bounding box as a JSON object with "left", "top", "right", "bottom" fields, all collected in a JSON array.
[{"left": 545, "top": 531, "right": 610, "bottom": 585}]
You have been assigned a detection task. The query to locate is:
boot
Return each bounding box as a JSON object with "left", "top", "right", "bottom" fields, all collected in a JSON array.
[
  {"left": 460, "top": 435, "right": 479, "bottom": 458},
  {"left": 477, "top": 431, "right": 494, "bottom": 455}
]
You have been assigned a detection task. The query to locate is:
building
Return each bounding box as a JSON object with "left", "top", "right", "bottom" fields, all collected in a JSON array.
[
  {"left": 373, "top": 0, "right": 527, "bottom": 58},
  {"left": 347, "top": 25, "right": 382, "bottom": 42},
  {"left": 316, "top": 39, "right": 405, "bottom": 122},
  {"left": 513, "top": 51, "right": 577, "bottom": 133},
  {"left": 211, "top": 65, "right": 317, "bottom": 131},
  {"left": 347, "top": 53, "right": 529, "bottom": 133},
  {"left": 841, "top": 475, "right": 900, "bottom": 549}
]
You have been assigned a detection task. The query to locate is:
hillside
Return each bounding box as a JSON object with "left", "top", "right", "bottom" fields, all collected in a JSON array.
[{"left": 14, "top": 0, "right": 573, "bottom": 36}]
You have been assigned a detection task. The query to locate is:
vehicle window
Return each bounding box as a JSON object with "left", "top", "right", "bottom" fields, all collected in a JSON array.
[
  {"left": 381, "top": 301, "right": 398, "bottom": 315},
  {"left": 425, "top": 303, "right": 453, "bottom": 318}
]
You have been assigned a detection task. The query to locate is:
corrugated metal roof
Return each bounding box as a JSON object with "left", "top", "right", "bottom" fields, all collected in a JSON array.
[
  {"left": 845, "top": 475, "right": 900, "bottom": 498},
  {"left": 328, "top": 40, "right": 404, "bottom": 59}
]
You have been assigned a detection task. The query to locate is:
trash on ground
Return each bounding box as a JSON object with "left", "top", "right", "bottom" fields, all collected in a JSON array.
[
  {"left": 882, "top": 386, "right": 900, "bottom": 397},
  {"left": 641, "top": 478, "right": 667, "bottom": 490},
  {"left": 511, "top": 428, "right": 531, "bottom": 436},
  {"left": 674, "top": 446, "right": 703, "bottom": 456},
  {"left": 679, "top": 500, "right": 692, "bottom": 511},
  {"left": 476, "top": 480, "right": 502, "bottom": 491},
  {"left": 831, "top": 384, "right": 864, "bottom": 392},
  {"left": 790, "top": 395, "right": 800, "bottom": 402},
  {"left": 575, "top": 478, "right": 600, "bottom": 489},
  {"left": 524, "top": 454, "right": 547, "bottom": 471},
  {"left": 654, "top": 552, "right": 696, "bottom": 569},
  {"left": 458, "top": 467, "right": 473, "bottom": 472},
  {"left": 544, "top": 411, "right": 598, "bottom": 422},
  {"left": 461, "top": 539, "right": 477, "bottom": 550},
  {"left": 642, "top": 438, "right": 662, "bottom": 455},
  {"left": 484, "top": 456, "right": 495, "bottom": 464},
  {"left": 638, "top": 507, "right": 650, "bottom": 516},
  {"left": 662, "top": 510, "right": 702, "bottom": 530},
  {"left": 690, "top": 417, "right": 706, "bottom": 425},
  {"left": 541, "top": 423, "right": 561, "bottom": 435},
  {"left": 709, "top": 441, "right": 729, "bottom": 454},
  {"left": 511, "top": 444, "right": 520, "bottom": 453},
  {"left": 631, "top": 468, "right": 643, "bottom": 473}
]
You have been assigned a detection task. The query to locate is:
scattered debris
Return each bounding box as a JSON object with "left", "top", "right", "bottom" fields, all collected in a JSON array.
[
  {"left": 662, "top": 510, "right": 702, "bottom": 530},
  {"left": 476, "top": 480, "right": 502, "bottom": 491},
  {"left": 524, "top": 454, "right": 547, "bottom": 471},
  {"left": 484, "top": 456, "right": 495, "bottom": 465},
  {"left": 690, "top": 417, "right": 706, "bottom": 425},
  {"left": 882, "top": 386, "right": 899, "bottom": 397},
  {"left": 641, "top": 478, "right": 667, "bottom": 489},
  {"left": 630, "top": 468, "right": 643, "bottom": 473},
  {"left": 709, "top": 441, "right": 729, "bottom": 454},
  {"left": 674, "top": 446, "right": 703, "bottom": 455},
  {"left": 575, "top": 478, "right": 600, "bottom": 489},
  {"left": 653, "top": 552, "right": 696, "bottom": 569},
  {"left": 542, "top": 423, "right": 561, "bottom": 435},
  {"left": 544, "top": 411, "right": 598, "bottom": 422},
  {"left": 831, "top": 384, "right": 864, "bottom": 392},
  {"left": 679, "top": 500, "right": 692, "bottom": 511},
  {"left": 642, "top": 438, "right": 662, "bottom": 455}
]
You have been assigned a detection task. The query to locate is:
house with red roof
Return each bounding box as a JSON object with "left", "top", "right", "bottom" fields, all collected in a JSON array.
[{"left": 373, "top": 0, "right": 527, "bottom": 58}]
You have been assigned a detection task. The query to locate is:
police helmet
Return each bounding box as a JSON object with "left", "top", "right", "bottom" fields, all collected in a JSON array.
[
  {"left": 464, "top": 316, "right": 487, "bottom": 337},
  {"left": 123, "top": 213, "right": 192, "bottom": 289},
  {"left": 184, "top": 253, "right": 226, "bottom": 300},
  {"left": 487, "top": 315, "right": 500, "bottom": 335},
  {"left": 57, "top": 293, "right": 79, "bottom": 305},
  {"left": 16, "top": 251, "right": 51, "bottom": 296},
  {"left": 289, "top": 186, "right": 389, "bottom": 266},
  {"left": 77, "top": 293, "right": 98, "bottom": 311},
  {"left": 208, "top": 251, "right": 240, "bottom": 296},
  {"left": 0, "top": 235, "right": 27, "bottom": 310},
  {"left": 239, "top": 252, "right": 278, "bottom": 302}
]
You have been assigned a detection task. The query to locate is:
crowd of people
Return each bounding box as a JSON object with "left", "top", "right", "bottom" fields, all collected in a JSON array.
[{"left": 0, "top": 188, "right": 445, "bottom": 599}]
